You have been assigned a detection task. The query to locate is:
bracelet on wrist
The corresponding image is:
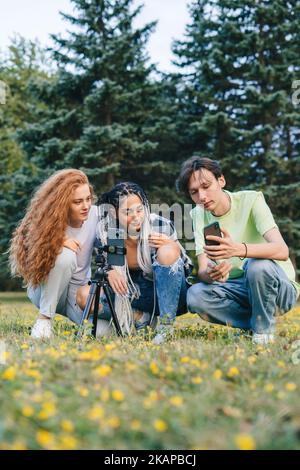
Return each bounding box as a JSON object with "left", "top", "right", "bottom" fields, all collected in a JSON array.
[{"left": 239, "top": 242, "right": 247, "bottom": 260}]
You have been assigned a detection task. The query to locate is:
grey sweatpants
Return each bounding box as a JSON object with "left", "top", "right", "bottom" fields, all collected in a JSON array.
[{"left": 27, "top": 247, "right": 83, "bottom": 324}]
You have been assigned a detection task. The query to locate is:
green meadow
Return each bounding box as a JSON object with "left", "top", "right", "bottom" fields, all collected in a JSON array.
[{"left": 0, "top": 292, "right": 300, "bottom": 450}]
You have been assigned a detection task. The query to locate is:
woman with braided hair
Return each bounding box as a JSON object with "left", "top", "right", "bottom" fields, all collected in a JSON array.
[{"left": 76, "top": 181, "right": 192, "bottom": 344}]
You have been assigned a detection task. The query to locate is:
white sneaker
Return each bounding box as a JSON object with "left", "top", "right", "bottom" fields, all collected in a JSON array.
[
  {"left": 152, "top": 325, "right": 174, "bottom": 345},
  {"left": 252, "top": 333, "right": 274, "bottom": 345},
  {"left": 31, "top": 318, "right": 53, "bottom": 340}
]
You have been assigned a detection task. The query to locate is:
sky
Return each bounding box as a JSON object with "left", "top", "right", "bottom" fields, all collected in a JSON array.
[{"left": 0, "top": 0, "right": 190, "bottom": 72}]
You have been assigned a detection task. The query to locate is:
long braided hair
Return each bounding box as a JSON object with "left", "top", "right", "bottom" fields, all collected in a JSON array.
[
  {"left": 97, "top": 182, "right": 154, "bottom": 335},
  {"left": 97, "top": 182, "right": 153, "bottom": 274}
]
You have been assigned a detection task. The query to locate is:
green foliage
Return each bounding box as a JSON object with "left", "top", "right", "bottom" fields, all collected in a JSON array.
[
  {"left": 0, "top": 36, "right": 54, "bottom": 289},
  {"left": 0, "top": 0, "right": 299, "bottom": 290},
  {"left": 173, "top": 0, "right": 300, "bottom": 274}
]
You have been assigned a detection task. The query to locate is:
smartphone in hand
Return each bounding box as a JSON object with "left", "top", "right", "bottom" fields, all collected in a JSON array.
[{"left": 203, "top": 222, "right": 222, "bottom": 246}]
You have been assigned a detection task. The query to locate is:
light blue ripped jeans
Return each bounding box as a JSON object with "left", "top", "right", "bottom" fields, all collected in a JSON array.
[
  {"left": 100, "top": 256, "right": 190, "bottom": 325},
  {"left": 187, "top": 259, "right": 298, "bottom": 334}
]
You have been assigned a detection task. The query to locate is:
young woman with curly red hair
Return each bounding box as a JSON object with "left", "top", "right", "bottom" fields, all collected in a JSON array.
[{"left": 9, "top": 169, "right": 98, "bottom": 339}]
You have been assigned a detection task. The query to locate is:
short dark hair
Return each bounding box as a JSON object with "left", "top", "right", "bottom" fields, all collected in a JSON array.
[{"left": 176, "top": 156, "right": 222, "bottom": 196}]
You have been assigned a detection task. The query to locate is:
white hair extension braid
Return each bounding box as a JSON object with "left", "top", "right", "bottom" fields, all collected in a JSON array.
[
  {"left": 136, "top": 202, "right": 153, "bottom": 275},
  {"left": 97, "top": 207, "right": 139, "bottom": 335}
]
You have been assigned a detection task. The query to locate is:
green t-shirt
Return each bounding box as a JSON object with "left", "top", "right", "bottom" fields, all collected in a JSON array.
[{"left": 190, "top": 190, "right": 300, "bottom": 298}]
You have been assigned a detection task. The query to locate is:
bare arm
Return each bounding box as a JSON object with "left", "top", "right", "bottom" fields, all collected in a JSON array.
[
  {"left": 204, "top": 227, "right": 289, "bottom": 262},
  {"left": 240, "top": 228, "right": 289, "bottom": 261}
]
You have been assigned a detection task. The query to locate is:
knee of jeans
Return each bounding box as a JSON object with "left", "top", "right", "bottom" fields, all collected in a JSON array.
[
  {"left": 153, "top": 243, "right": 181, "bottom": 267},
  {"left": 187, "top": 284, "right": 206, "bottom": 313},
  {"left": 56, "top": 247, "right": 77, "bottom": 271},
  {"left": 246, "top": 259, "right": 274, "bottom": 283},
  {"left": 152, "top": 255, "right": 184, "bottom": 275}
]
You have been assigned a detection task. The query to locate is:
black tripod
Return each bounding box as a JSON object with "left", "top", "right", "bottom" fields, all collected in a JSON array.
[{"left": 77, "top": 244, "right": 125, "bottom": 338}]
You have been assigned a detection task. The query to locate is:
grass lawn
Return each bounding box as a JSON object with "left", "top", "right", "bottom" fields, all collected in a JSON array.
[{"left": 0, "top": 292, "right": 300, "bottom": 450}]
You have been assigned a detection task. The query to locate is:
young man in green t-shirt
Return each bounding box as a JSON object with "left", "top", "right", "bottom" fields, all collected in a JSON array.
[{"left": 177, "top": 156, "right": 299, "bottom": 344}]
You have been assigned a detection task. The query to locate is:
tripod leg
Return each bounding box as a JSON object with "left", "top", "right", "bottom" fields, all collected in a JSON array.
[
  {"left": 92, "top": 283, "right": 101, "bottom": 338},
  {"left": 103, "top": 284, "right": 123, "bottom": 337},
  {"left": 76, "top": 283, "right": 97, "bottom": 338}
]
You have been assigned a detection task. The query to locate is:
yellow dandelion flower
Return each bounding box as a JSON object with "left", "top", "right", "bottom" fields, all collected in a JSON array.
[
  {"left": 101, "top": 388, "right": 110, "bottom": 402},
  {"left": 20, "top": 344, "right": 30, "bottom": 350},
  {"left": 227, "top": 366, "right": 240, "bottom": 378},
  {"left": 22, "top": 405, "right": 34, "bottom": 417},
  {"left": 169, "top": 396, "right": 183, "bottom": 407},
  {"left": 94, "top": 365, "right": 112, "bottom": 377},
  {"left": 61, "top": 420, "right": 74, "bottom": 433},
  {"left": 213, "top": 369, "right": 223, "bottom": 380},
  {"left": 248, "top": 356, "right": 257, "bottom": 365},
  {"left": 143, "top": 398, "right": 153, "bottom": 409},
  {"left": 78, "top": 387, "right": 89, "bottom": 397},
  {"left": 105, "top": 343, "right": 116, "bottom": 352},
  {"left": 149, "top": 390, "right": 159, "bottom": 401},
  {"left": 180, "top": 356, "right": 190, "bottom": 363},
  {"left": 191, "top": 376, "right": 203, "bottom": 384},
  {"left": 78, "top": 349, "right": 102, "bottom": 361},
  {"left": 38, "top": 402, "right": 57, "bottom": 420},
  {"left": 285, "top": 382, "right": 297, "bottom": 392},
  {"left": 130, "top": 420, "right": 141, "bottom": 431},
  {"left": 36, "top": 430, "right": 55, "bottom": 449},
  {"left": 153, "top": 419, "right": 168, "bottom": 432},
  {"left": 125, "top": 362, "right": 137, "bottom": 372},
  {"left": 2, "top": 366, "right": 16, "bottom": 381},
  {"left": 112, "top": 390, "right": 125, "bottom": 402},
  {"left": 25, "top": 369, "right": 41, "bottom": 380},
  {"left": 277, "top": 361, "right": 285, "bottom": 368},
  {"left": 31, "top": 393, "right": 43, "bottom": 403},
  {"left": 235, "top": 434, "right": 256, "bottom": 450},
  {"left": 88, "top": 405, "right": 105, "bottom": 421},
  {"left": 264, "top": 383, "right": 274, "bottom": 393},
  {"left": 0, "top": 351, "right": 11, "bottom": 362},
  {"left": 150, "top": 361, "right": 159, "bottom": 375},
  {"left": 59, "top": 435, "right": 78, "bottom": 450},
  {"left": 106, "top": 416, "right": 120, "bottom": 429}
]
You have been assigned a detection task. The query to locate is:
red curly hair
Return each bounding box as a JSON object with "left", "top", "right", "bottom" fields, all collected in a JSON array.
[{"left": 10, "top": 169, "right": 94, "bottom": 288}]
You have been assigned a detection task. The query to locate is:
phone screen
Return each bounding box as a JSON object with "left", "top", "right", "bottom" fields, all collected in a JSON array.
[{"left": 107, "top": 228, "right": 126, "bottom": 266}]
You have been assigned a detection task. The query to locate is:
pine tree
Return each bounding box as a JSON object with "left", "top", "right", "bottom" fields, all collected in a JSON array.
[
  {"left": 173, "top": 0, "right": 300, "bottom": 274},
  {"left": 0, "top": 36, "right": 52, "bottom": 289},
  {"left": 19, "top": 0, "right": 163, "bottom": 190}
]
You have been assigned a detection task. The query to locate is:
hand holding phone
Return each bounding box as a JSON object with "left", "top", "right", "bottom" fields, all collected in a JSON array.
[{"left": 203, "top": 222, "right": 222, "bottom": 246}]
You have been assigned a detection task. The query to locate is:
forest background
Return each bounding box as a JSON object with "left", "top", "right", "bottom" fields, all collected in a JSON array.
[{"left": 0, "top": 0, "right": 299, "bottom": 290}]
